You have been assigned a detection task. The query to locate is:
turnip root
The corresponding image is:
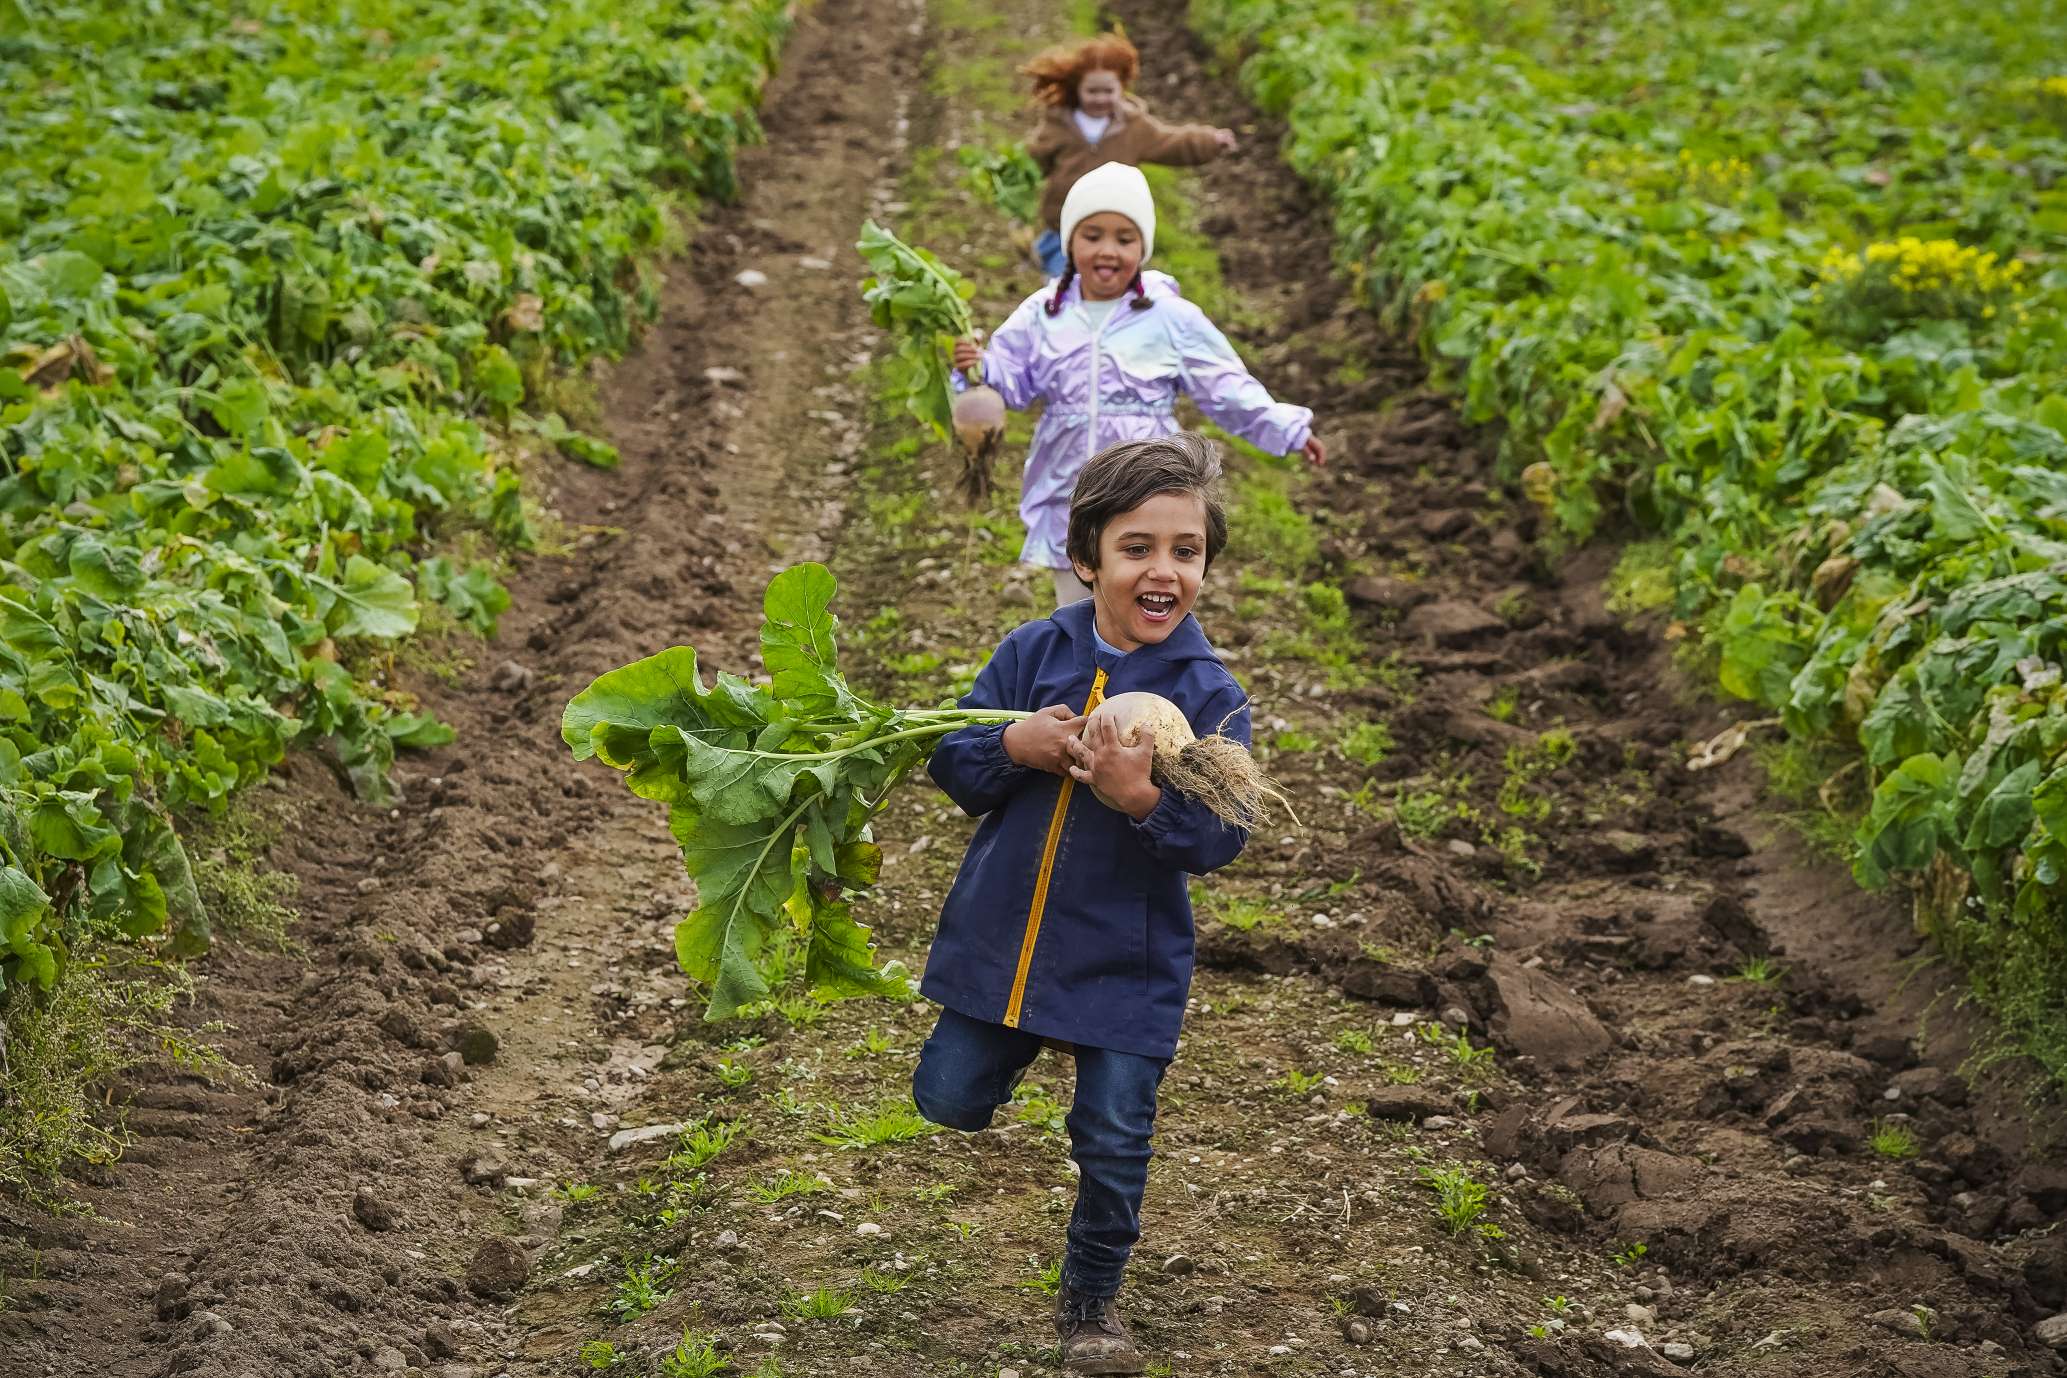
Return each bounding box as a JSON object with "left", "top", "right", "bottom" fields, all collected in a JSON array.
[
  {"left": 951, "top": 381, "right": 1006, "bottom": 502},
  {"left": 1087, "top": 691, "right": 1291, "bottom": 830}
]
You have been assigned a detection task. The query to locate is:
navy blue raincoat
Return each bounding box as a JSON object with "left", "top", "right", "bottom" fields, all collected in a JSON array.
[{"left": 921, "top": 601, "right": 1251, "bottom": 1059}]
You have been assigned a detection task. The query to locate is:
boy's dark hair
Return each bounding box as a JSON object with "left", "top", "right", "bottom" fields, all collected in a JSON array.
[{"left": 1065, "top": 433, "right": 1229, "bottom": 573}]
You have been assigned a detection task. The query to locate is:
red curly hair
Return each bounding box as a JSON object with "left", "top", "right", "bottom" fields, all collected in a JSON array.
[{"left": 1022, "top": 32, "right": 1140, "bottom": 109}]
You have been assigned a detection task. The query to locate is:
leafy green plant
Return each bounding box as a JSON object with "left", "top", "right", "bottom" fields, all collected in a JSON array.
[
  {"left": 957, "top": 142, "right": 1043, "bottom": 224},
  {"left": 860, "top": 1265, "right": 912, "bottom": 1294},
  {"left": 714, "top": 1060, "right": 754, "bottom": 1090},
  {"left": 556, "top": 1182, "right": 603, "bottom": 1204},
  {"left": 782, "top": 1285, "right": 856, "bottom": 1320},
  {"left": 1871, "top": 1119, "right": 1921, "bottom": 1160},
  {"left": 1419, "top": 1165, "right": 1502, "bottom": 1238},
  {"left": 1421, "top": 1024, "right": 1496, "bottom": 1080},
  {"left": 562, "top": 564, "right": 1012, "bottom": 1016},
  {"left": 1393, "top": 788, "right": 1453, "bottom": 840},
  {"left": 1276, "top": 1068, "right": 1327, "bottom": 1096},
  {"left": 1211, "top": 896, "right": 1281, "bottom": 931},
  {"left": 1729, "top": 956, "right": 1786, "bottom": 986},
  {"left": 1019, "top": 1257, "right": 1063, "bottom": 1296},
  {"left": 857, "top": 223, "right": 978, "bottom": 447},
  {"left": 0, "top": 0, "right": 794, "bottom": 1190},
  {"left": 659, "top": 1330, "right": 732, "bottom": 1378},
  {"left": 1612, "top": 1241, "right": 1649, "bottom": 1268},
  {"left": 1011, "top": 1082, "right": 1069, "bottom": 1137},
  {"left": 846, "top": 1026, "right": 894, "bottom": 1058},
  {"left": 1335, "top": 1027, "right": 1376, "bottom": 1056},
  {"left": 669, "top": 1120, "right": 742, "bottom": 1173},
  {"left": 1498, "top": 731, "right": 1577, "bottom": 824},
  {"left": 613, "top": 1256, "right": 678, "bottom": 1320},
  {"left": 1340, "top": 720, "right": 1395, "bottom": 767},
  {"left": 580, "top": 1340, "right": 624, "bottom": 1370},
  {"left": 749, "top": 1170, "right": 830, "bottom": 1204},
  {"left": 814, "top": 1099, "right": 936, "bottom": 1149}
]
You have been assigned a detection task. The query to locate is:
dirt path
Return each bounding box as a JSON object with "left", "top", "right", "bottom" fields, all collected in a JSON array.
[{"left": 5, "top": 0, "right": 2065, "bottom": 1376}]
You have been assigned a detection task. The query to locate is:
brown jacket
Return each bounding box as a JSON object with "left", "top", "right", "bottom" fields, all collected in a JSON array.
[{"left": 1028, "top": 96, "right": 1225, "bottom": 229}]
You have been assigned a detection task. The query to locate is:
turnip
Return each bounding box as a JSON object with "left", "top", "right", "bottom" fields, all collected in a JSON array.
[
  {"left": 857, "top": 221, "right": 1001, "bottom": 503},
  {"left": 1087, "top": 691, "right": 1291, "bottom": 831},
  {"left": 950, "top": 367, "right": 1007, "bottom": 502}
]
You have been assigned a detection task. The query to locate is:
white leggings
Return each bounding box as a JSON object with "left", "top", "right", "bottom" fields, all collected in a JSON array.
[{"left": 1050, "top": 567, "right": 1092, "bottom": 607}]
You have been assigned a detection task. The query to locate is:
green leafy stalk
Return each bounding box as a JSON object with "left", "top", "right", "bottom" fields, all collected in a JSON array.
[
  {"left": 563, "top": 564, "right": 1027, "bottom": 1019},
  {"left": 957, "top": 142, "right": 1044, "bottom": 225},
  {"left": 857, "top": 221, "right": 979, "bottom": 444}
]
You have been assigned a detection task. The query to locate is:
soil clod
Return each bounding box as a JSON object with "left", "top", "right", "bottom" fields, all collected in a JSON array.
[{"left": 464, "top": 1237, "right": 530, "bottom": 1299}]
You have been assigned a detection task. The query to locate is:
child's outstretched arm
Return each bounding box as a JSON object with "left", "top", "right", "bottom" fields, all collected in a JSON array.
[
  {"left": 1131, "top": 108, "right": 1237, "bottom": 166},
  {"left": 1174, "top": 306, "right": 1326, "bottom": 465},
  {"left": 950, "top": 294, "right": 1043, "bottom": 411}
]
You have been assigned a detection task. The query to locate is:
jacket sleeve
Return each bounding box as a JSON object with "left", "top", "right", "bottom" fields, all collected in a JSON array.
[
  {"left": 927, "top": 635, "right": 1035, "bottom": 817},
  {"left": 1131, "top": 110, "right": 1228, "bottom": 167},
  {"left": 1172, "top": 304, "right": 1313, "bottom": 457},
  {"left": 952, "top": 292, "right": 1044, "bottom": 411},
  {"left": 1127, "top": 683, "right": 1253, "bottom": 874}
]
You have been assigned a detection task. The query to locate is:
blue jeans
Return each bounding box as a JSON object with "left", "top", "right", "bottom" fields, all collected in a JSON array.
[
  {"left": 1034, "top": 228, "right": 1067, "bottom": 279},
  {"left": 912, "top": 1006, "right": 1168, "bottom": 1297}
]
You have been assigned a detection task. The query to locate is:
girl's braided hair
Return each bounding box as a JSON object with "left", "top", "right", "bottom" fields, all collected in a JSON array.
[
  {"left": 1046, "top": 265, "right": 1154, "bottom": 316},
  {"left": 1022, "top": 32, "right": 1139, "bottom": 108}
]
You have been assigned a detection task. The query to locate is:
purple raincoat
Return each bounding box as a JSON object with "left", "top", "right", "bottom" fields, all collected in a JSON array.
[{"left": 956, "top": 270, "right": 1313, "bottom": 569}]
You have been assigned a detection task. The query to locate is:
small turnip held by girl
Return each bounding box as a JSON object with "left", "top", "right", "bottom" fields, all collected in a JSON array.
[
  {"left": 948, "top": 162, "right": 1326, "bottom": 608},
  {"left": 857, "top": 223, "right": 1007, "bottom": 503}
]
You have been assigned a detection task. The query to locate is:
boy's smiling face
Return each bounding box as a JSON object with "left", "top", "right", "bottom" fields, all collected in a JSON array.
[{"left": 1071, "top": 491, "right": 1209, "bottom": 652}]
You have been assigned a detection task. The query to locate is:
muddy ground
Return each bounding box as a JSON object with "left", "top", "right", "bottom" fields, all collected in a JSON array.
[{"left": 3, "top": 0, "right": 2064, "bottom": 1375}]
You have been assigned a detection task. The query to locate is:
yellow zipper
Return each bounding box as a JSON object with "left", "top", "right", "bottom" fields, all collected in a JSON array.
[{"left": 1002, "top": 665, "right": 1107, "bottom": 1028}]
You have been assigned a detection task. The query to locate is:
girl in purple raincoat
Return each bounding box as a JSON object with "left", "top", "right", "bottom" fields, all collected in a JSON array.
[{"left": 952, "top": 161, "right": 1325, "bottom": 607}]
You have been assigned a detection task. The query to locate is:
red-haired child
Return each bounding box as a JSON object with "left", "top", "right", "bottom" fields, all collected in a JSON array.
[{"left": 1021, "top": 32, "right": 1235, "bottom": 278}]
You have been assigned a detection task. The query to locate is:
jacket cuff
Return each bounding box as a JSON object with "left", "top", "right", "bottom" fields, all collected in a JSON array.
[
  {"left": 976, "top": 723, "right": 1026, "bottom": 779},
  {"left": 1129, "top": 785, "right": 1188, "bottom": 844},
  {"left": 1276, "top": 407, "right": 1314, "bottom": 456}
]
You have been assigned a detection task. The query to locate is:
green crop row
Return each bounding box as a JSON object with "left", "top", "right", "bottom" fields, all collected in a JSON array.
[
  {"left": 1192, "top": 0, "right": 2067, "bottom": 1078},
  {"left": 0, "top": 0, "right": 789, "bottom": 1001}
]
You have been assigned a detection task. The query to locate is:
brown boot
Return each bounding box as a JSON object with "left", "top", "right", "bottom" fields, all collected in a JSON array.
[{"left": 1055, "top": 1288, "right": 1145, "bottom": 1375}]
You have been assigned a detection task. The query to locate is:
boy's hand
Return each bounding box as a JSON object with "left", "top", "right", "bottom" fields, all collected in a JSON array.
[
  {"left": 1301, "top": 434, "right": 1327, "bottom": 467},
  {"left": 951, "top": 336, "right": 983, "bottom": 372},
  {"left": 1066, "top": 714, "right": 1162, "bottom": 821},
  {"left": 1212, "top": 127, "right": 1238, "bottom": 151},
  {"left": 1004, "top": 705, "right": 1087, "bottom": 775}
]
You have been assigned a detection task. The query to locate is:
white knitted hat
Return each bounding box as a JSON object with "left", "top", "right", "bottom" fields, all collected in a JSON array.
[{"left": 1059, "top": 161, "right": 1156, "bottom": 265}]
